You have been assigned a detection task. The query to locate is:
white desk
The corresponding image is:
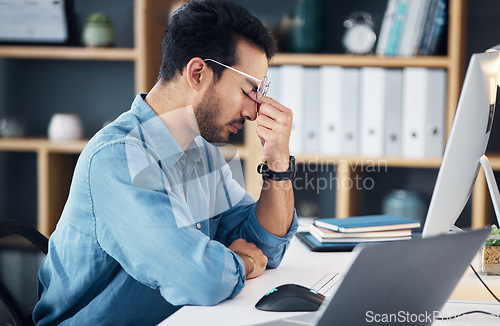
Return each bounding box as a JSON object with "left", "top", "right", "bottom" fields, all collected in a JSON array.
[{"left": 160, "top": 225, "right": 500, "bottom": 326}]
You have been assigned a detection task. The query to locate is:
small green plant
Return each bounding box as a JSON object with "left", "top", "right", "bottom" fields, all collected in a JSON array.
[
  {"left": 83, "top": 12, "right": 115, "bottom": 47},
  {"left": 86, "top": 13, "right": 112, "bottom": 25},
  {"left": 485, "top": 225, "right": 500, "bottom": 246}
]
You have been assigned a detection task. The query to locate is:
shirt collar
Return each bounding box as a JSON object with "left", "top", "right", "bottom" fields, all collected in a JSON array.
[{"left": 130, "top": 93, "right": 203, "bottom": 169}]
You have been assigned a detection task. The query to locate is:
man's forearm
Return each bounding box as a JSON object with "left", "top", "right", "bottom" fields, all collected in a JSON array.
[
  {"left": 250, "top": 91, "right": 295, "bottom": 238},
  {"left": 255, "top": 178, "right": 294, "bottom": 238}
]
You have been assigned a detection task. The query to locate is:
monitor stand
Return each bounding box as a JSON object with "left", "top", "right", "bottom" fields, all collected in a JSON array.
[
  {"left": 449, "top": 155, "right": 500, "bottom": 233},
  {"left": 479, "top": 155, "right": 500, "bottom": 227}
]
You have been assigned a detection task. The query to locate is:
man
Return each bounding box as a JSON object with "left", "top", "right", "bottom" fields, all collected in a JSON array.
[{"left": 33, "top": 0, "right": 297, "bottom": 324}]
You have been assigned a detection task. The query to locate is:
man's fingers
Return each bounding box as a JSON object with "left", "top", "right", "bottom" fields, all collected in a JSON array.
[
  {"left": 248, "top": 90, "right": 262, "bottom": 104},
  {"left": 248, "top": 90, "right": 263, "bottom": 114},
  {"left": 249, "top": 90, "right": 288, "bottom": 113}
]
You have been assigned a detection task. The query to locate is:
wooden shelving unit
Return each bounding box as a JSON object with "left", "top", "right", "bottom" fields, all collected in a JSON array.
[
  {"left": 265, "top": 1, "right": 495, "bottom": 228},
  {"left": 2, "top": 0, "right": 491, "bottom": 235},
  {"left": 248, "top": 0, "right": 472, "bottom": 223},
  {"left": 0, "top": 138, "right": 86, "bottom": 236},
  {"left": 0, "top": 138, "right": 87, "bottom": 153},
  {"left": 294, "top": 155, "right": 443, "bottom": 169},
  {"left": 0, "top": 138, "right": 247, "bottom": 159},
  {"left": 0, "top": 46, "right": 138, "bottom": 61},
  {"left": 0, "top": 135, "right": 246, "bottom": 236},
  {"left": 0, "top": 0, "right": 171, "bottom": 236},
  {"left": 271, "top": 54, "right": 451, "bottom": 69},
  {"left": 243, "top": 52, "right": 463, "bottom": 200}
]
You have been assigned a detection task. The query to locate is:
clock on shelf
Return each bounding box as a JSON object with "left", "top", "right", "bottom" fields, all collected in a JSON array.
[{"left": 342, "top": 11, "right": 377, "bottom": 55}]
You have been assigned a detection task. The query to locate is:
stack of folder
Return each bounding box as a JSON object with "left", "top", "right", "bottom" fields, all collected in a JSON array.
[
  {"left": 267, "top": 65, "right": 447, "bottom": 158},
  {"left": 308, "top": 214, "right": 421, "bottom": 244}
]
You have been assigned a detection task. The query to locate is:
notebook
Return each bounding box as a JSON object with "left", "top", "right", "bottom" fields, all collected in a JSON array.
[
  {"left": 250, "top": 228, "right": 490, "bottom": 326},
  {"left": 314, "top": 214, "right": 421, "bottom": 233},
  {"left": 309, "top": 224, "right": 412, "bottom": 243}
]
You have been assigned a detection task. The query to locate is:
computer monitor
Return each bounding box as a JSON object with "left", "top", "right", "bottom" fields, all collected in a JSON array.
[{"left": 422, "top": 51, "right": 500, "bottom": 238}]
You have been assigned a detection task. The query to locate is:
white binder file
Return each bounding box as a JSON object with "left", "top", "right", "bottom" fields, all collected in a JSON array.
[
  {"left": 384, "top": 69, "right": 403, "bottom": 156},
  {"left": 303, "top": 67, "right": 320, "bottom": 154},
  {"left": 402, "top": 67, "right": 446, "bottom": 158},
  {"left": 341, "top": 68, "right": 361, "bottom": 156},
  {"left": 319, "top": 66, "right": 343, "bottom": 155},
  {"left": 266, "top": 66, "right": 280, "bottom": 101},
  {"left": 424, "top": 69, "right": 447, "bottom": 157},
  {"left": 360, "top": 67, "right": 387, "bottom": 157},
  {"left": 402, "top": 67, "right": 427, "bottom": 158},
  {"left": 279, "top": 65, "right": 304, "bottom": 154}
]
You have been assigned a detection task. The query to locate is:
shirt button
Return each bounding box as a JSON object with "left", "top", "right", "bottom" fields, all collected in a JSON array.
[{"left": 196, "top": 223, "right": 201, "bottom": 229}]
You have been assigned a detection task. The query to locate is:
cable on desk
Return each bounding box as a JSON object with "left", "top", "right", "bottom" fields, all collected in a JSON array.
[
  {"left": 470, "top": 263, "right": 500, "bottom": 303},
  {"left": 316, "top": 273, "right": 338, "bottom": 294},
  {"left": 310, "top": 274, "right": 329, "bottom": 291},
  {"left": 434, "top": 310, "right": 500, "bottom": 320},
  {"left": 435, "top": 264, "right": 500, "bottom": 321}
]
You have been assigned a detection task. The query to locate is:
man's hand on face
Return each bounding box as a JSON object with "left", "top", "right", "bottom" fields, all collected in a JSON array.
[
  {"left": 249, "top": 91, "right": 293, "bottom": 172},
  {"left": 229, "top": 238, "right": 268, "bottom": 279}
]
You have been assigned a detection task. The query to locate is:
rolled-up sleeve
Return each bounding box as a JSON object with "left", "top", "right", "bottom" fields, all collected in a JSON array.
[{"left": 214, "top": 175, "right": 299, "bottom": 268}]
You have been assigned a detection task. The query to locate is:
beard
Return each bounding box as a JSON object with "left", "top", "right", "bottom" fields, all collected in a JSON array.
[{"left": 194, "top": 92, "right": 240, "bottom": 146}]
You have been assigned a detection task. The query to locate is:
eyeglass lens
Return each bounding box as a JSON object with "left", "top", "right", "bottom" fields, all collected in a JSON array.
[{"left": 257, "top": 76, "right": 269, "bottom": 100}]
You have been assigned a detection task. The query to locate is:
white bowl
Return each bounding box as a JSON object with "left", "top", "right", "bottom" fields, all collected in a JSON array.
[{"left": 48, "top": 113, "right": 84, "bottom": 141}]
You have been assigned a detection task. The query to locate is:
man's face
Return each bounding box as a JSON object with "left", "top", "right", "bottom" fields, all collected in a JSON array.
[{"left": 194, "top": 40, "right": 268, "bottom": 145}]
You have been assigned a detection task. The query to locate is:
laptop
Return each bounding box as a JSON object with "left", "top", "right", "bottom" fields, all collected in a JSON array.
[{"left": 251, "top": 228, "right": 490, "bottom": 326}]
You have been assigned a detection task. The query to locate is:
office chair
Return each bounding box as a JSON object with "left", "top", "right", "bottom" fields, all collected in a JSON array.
[{"left": 0, "top": 220, "right": 48, "bottom": 326}]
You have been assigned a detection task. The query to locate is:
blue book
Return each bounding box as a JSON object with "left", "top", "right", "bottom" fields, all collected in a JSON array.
[
  {"left": 426, "top": 0, "right": 447, "bottom": 55},
  {"left": 313, "top": 215, "right": 421, "bottom": 233},
  {"left": 385, "top": 0, "right": 410, "bottom": 56},
  {"left": 417, "top": 0, "right": 439, "bottom": 55}
]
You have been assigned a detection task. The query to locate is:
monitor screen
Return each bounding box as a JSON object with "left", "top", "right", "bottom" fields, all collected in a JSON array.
[{"left": 422, "top": 52, "right": 500, "bottom": 238}]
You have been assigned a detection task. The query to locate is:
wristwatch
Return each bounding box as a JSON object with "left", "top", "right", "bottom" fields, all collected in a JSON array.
[{"left": 257, "top": 156, "right": 296, "bottom": 181}]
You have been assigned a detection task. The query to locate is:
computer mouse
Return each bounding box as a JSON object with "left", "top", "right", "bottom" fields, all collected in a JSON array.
[{"left": 255, "top": 283, "right": 325, "bottom": 312}]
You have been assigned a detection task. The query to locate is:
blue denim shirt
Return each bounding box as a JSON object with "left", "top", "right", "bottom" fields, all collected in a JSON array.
[{"left": 33, "top": 94, "right": 298, "bottom": 325}]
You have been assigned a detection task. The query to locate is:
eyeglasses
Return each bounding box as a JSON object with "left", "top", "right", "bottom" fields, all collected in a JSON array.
[{"left": 204, "top": 58, "right": 270, "bottom": 100}]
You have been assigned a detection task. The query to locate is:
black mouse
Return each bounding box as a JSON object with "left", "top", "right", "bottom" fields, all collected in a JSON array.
[{"left": 255, "top": 283, "right": 325, "bottom": 312}]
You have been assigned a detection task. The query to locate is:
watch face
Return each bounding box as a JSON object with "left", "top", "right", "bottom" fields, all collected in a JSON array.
[{"left": 342, "top": 23, "right": 376, "bottom": 54}]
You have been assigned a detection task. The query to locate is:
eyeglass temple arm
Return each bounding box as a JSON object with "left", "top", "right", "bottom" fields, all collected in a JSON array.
[{"left": 204, "top": 59, "right": 262, "bottom": 83}]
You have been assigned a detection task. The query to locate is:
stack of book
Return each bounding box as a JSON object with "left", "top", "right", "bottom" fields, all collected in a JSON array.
[
  {"left": 308, "top": 214, "right": 421, "bottom": 244},
  {"left": 376, "top": 0, "right": 447, "bottom": 57}
]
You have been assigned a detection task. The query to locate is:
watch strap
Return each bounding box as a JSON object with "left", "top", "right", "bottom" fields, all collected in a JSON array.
[{"left": 257, "top": 156, "right": 296, "bottom": 181}]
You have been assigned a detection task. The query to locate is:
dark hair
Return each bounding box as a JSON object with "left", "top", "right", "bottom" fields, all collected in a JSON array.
[{"left": 159, "top": 0, "right": 277, "bottom": 82}]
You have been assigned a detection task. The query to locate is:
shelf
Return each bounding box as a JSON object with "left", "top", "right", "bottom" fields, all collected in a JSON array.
[
  {"left": 0, "top": 138, "right": 249, "bottom": 159},
  {"left": 271, "top": 53, "right": 450, "bottom": 68},
  {"left": 0, "top": 138, "right": 87, "bottom": 153},
  {"left": 0, "top": 46, "right": 137, "bottom": 61},
  {"left": 0, "top": 138, "right": 450, "bottom": 169},
  {"left": 295, "top": 154, "right": 443, "bottom": 169},
  {"left": 0, "top": 48, "right": 450, "bottom": 67},
  {"left": 293, "top": 154, "right": 500, "bottom": 172}
]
